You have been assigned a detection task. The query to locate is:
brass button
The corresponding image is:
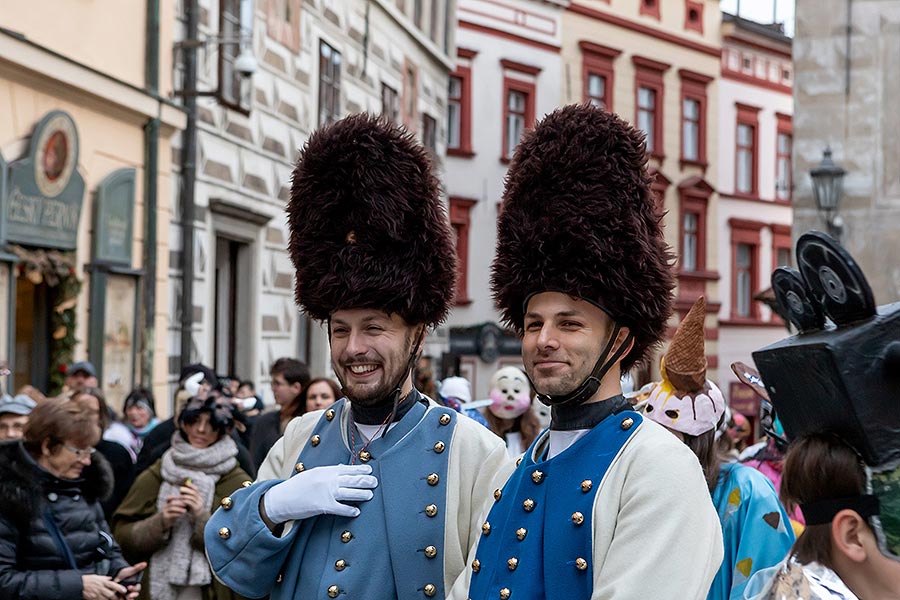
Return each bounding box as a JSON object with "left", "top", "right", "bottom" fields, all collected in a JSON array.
[
  {"left": 507, "top": 557, "right": 518, "bottom": 571},
  {"left": 328, "top": 585, "right": 340, "bottom": 598},
  {"left": 481, "top": 521, "right": 491, "bottom": 535},
  {"left": 341, "top": 530, "right": 352, "bottom": 543},
  {"left": 515, "top": 457, "right": 522, "bottom": 466},
  {"left": 575, "top": 557, "right": 588, "bottom": 570},
  {"left": 493, "top": 488, "right": 502, "bottom": 501},
  {"left": 425, "top": 504, "right": 438, "bottom": 518},
  {"left": 523, "top": 498, "right": 535, "bottom": 512},
  {"left": 472, "top": 559, "right": 481, "bottom": 573},
  {"left": 426, "top": 473, "right": 439, "bottom": 486},
  {"left": 440, "top": 414, "right": 451, "bottom": 425},
  {"left": 220, "top": 496, "right": 233, "bottom": 510},
  {"left": 500, "top": 588, "right": 511, "bottom": 599},
  {"left": 276, "top": 573, "right": 283, "bottom": 583},
  {"left": 311, "top": 434, "right": 321, "bottom": 446},
  {"left": 572, "top": 511, "right": 584, "bottom": 526},
  {"left": 335, "top": 559, "right": 347, "bottom": 571},
  {"left": 516, "top": 527, "right": 527, "bottom": 541},
  {"left": 241, "top": 480, "right": 252, "bottom": 488},
  {"left": 620, "top": 417, "right": 634, "bottom": 430},
  {"left": 424, "top": 583, "right": 436, "bottom": 597},
  {"left": 581, "top": 479, "right": 593, "bottom": 493},
  {"left": 531, "top": 470, "right": 544, "bottom": 484},
  {"left": 433, "top": 441, "right": 445, "bottom": 453},
  {"left": 325, "top": 408, "right": 336, "bottom": 421},
  {"left": 218, "top": 527, "right": 231, "bottom": 539},
  {"left": 295, "top": 462, "right": 305, "bottom": 473},
  {"left": 359, "top": 450, "right": 371, "bottom": 462},
  {"left": 424, "top": 545, "right": 437, "bottom": 558}
]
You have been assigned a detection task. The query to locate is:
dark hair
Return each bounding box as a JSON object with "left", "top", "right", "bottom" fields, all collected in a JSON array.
[
  {"left": 71, "top": 387, "right": 114, "bottom": 431},
  {"left": 271, "top": 358, "right": 311, "bottom": 420},
  {"left": 683, "top": 427, "right": 722, "bottom": 493},
  {"left": 177, "top": 393, "right": 237, "bottom": 439},
  {"left": 239, "top": 380, "right": 255, "bottom": 391},
  {"left": 123, "top": 387, "right": 156, "bottom": 417},
  {"left": 305, "top": 378, "right": 342, "bottom": 404},
  {"left": 781, "top": 433, "right": 868, "bottom": 570},
  {"left": 24, "top": 396, "right": 100, "bottom": 456}
]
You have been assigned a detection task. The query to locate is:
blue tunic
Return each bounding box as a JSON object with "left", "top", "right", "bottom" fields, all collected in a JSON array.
[
  {"left": 467, "top": 410, "right": 642, "bottom": 600},
  {"left": 708, "top": 462, "right": 795, "bottom": 600},
  {"left": 206, "top": 398, "right": 458, "bottom": 600}
]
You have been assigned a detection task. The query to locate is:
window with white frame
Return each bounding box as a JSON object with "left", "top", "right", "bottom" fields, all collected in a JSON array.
[
  {"left": 318, "top": 40, "right": 341, "bottom": 126},
  {"left": 637, "top": 86, "right": 656, "bottom": 153},
  {"left": 736, "top": 123, "right": 754, "bottom": 194},
  {"left": 682, "top": 212, "right": 698, "bottom": 271},
  {"left": 505, "top": 89, "right": 527, "bottom": 158},
  {"left": 682, "top": 98, "right": 700, "bottom": 161},
  {"left": 447, "top": 76, "right": 462, "bottom": 149},
  {"left": 776, "top": 131, "right": 792, "bottom": 201},
  {"left": 736, "top": 243, "right": 753, "bottom": 317}
]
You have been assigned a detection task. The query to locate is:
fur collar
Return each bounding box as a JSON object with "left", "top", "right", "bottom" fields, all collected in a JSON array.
[{"left": 0, "top": 440, "right": 114, "bottom": 527}]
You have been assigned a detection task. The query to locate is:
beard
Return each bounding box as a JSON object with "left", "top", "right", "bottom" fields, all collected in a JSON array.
[{"left": 335, "top": 332, "right": 417, "bottom": 407}]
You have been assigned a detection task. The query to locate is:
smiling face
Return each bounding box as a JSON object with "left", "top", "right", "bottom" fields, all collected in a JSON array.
[
  {"left": 488, "top": 367, "right": 532, "bottom": 420},
  {"left": 522, "top": 292, "right": 616, "bottom": 398},
  {"left": 329, "top": 309, "right": 420, "bottom": 406},
  {"left": 180, "top": 412, "right": 220, "bottom": 449},
  {"left": 40, "top": 440, "right": 93, "bottom": 479},
  {"left": 125, "top": 404, "right": 152, "bottom": 429}
]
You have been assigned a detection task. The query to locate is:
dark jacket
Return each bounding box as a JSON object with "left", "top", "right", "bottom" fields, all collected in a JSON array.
[
  {"left": 135, "top": 418, "right": 256, "bottom": 479},
  {"left": 98, "top": 439, "right": 135, "bottom": 522},
  {"left": 248, "top": 410, "right": 283, "bottom": 472},
  {"left": 0, "top": 440, "right": 130, "bottom": 600}
]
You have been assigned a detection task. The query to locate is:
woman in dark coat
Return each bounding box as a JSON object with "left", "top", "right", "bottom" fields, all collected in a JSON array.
[{"left": 0, "top": 397, "right": 145, "bottom": 600}]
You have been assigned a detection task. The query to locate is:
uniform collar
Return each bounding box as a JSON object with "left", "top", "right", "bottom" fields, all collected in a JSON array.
[{"left": 550, "top": 394, "right": 631, "bottom": 431}]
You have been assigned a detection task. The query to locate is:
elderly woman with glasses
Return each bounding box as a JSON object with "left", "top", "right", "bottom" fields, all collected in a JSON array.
[
  {"left": 112, "top": 392, "right": 250, "bottom": 600},
  {"left": 0, "top": 396, "right": 145, "bottom": 600}
]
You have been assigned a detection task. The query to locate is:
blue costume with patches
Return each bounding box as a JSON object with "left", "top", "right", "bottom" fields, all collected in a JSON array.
[
  {"left": 467, "top": 410, "right": 642, "bottom": 600},
  {"left": 206, "top": 397, "right": 457, "bottom": 600},
  {"left": 708, "top": 462, "right": 795, "bottom": 600}
]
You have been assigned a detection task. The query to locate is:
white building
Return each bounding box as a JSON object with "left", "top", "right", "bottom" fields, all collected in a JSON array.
[
  {"left": 434, "top": 0, "right": 567, "bottom": 399},
  {"left": 716, "top": 13, "right": 793, "bottom": 431},
  {"left": 169, "top": 0, "right": 456, "bottom": 406}
]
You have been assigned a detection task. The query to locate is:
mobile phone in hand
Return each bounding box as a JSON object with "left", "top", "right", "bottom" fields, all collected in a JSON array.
[{"left": 118, "top": 571, "right": 144, "bottom": 587}]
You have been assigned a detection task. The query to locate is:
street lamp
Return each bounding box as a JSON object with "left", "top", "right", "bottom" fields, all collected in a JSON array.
[{"left": 809, "top": 147, "right": 846, "bottom": 239}]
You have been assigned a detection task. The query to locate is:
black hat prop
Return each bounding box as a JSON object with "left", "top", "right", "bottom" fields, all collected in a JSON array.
[
  {"left": 287, "top": 113, "right": 457, "bottom": 327},
  {"left": 752, "top": 231, "right": 900, "bottom": 466},
  {"left": 492, "top": 104, "right": 675, "bottom": 373}
]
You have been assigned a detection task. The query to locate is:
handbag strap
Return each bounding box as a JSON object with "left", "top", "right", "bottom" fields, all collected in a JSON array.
[{"left": 43, "top": 508, "right": 77, "bottom": 570}]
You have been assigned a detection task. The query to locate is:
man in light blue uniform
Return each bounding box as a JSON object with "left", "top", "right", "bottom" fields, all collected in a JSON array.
[
  {"left": 205, "top": 114, "right": 509, "bottom": 599},
  {"left": 451, "top": 105, "right": 723, "bottom": 600}
]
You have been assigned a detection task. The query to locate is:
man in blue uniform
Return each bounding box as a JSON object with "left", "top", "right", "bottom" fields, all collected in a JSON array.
[
  {"left": 451, "top": 104, "right": 723, "bottom": 599},
  {"left": 205, "top": 114, "right": 509, "bottom": 599}
]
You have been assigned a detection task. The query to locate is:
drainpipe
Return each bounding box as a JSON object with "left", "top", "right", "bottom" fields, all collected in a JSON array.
[
  {"left": 143, "top": 0, "right": 160, "bottom": 387},
  {"left": 179, "top": 0, "right": 199, "bottom": 370}
]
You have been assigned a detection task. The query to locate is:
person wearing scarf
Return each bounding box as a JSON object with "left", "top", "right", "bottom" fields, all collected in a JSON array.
[
  {"left": 123, "top": 388, "right": 162, "bottom": 458},
  {"left": 113, "top": 392, "right": 250, "bottom": 600}
]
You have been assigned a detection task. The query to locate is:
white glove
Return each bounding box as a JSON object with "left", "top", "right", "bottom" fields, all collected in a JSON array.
[{"left": 263, "top": 464, "right": 378, "bottom": 524}]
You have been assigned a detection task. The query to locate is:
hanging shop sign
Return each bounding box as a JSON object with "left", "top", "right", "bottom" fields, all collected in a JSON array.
[{"left": 3, "top": 111, "right": 85, "bottom": 250}]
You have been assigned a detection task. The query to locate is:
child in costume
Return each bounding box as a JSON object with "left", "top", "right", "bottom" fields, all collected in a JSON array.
[
  {"left": 644, "top": 297, "right": 795, "bottom": 600},
  {"left": 482, "top": 366, "right": 541, "bottom": 458}
]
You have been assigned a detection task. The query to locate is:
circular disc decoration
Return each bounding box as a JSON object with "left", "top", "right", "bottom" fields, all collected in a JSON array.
[
  {"left": 797, "top": 231, "right": 876, "bottom": 326},
  {"left": 772, "top": 267, "right": 824, "bottom": 332}
]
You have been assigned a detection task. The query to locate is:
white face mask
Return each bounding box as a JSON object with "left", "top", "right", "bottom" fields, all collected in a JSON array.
[{"left": 488, "top": 367, "right": 532, "bottom": 420}]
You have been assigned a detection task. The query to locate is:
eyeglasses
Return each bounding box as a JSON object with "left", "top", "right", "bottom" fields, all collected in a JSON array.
[{"left": 64, "top": 444, "right": 96, "bottom": 457}]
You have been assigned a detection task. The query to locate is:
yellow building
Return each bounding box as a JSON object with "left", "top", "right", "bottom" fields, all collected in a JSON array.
[
  {"left": 562, "top": 0, "right": 721, "bottom": 384},
  {"left": 0, "top": 1, "right": 184, "bottom": 411}
]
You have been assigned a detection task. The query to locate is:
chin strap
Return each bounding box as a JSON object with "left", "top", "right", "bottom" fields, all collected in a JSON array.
[{"left": 530, "top": 323, "right": 634, "bottom": 408}]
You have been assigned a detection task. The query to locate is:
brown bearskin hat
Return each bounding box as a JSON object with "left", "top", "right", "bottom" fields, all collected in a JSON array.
[
  {"left": 287, "top": 113, "right": 457, "bottom": 327},
  {"left": 491, "top": 104, "right": 675, "bottom": 370}
]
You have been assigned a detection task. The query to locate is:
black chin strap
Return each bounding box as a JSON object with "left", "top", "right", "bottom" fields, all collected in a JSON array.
[{"left": 529, "top": 323, "right": 634, "bottom": 408}]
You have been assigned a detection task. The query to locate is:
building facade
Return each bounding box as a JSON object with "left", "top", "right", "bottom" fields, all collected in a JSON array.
[
  {"left": 561, "top": 0, "right": 722, "bottom": 386},
  {"left": 169, "top": 0, "right": 456, "bottom": 406},
  {"left": 437, "top": 0, "right": 567, "bottom": 399},
  {"left": 0, "top": 0, "right": 184, "bottom": 410},
  {"left": 793, "top": 0, "right": 900, "bottom": 304},
  {"left": 716, "top": 14, "right": 793, "bottom": 428}
]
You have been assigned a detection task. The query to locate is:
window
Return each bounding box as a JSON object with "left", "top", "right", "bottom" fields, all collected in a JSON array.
[
  {"left": 403, "top": 61, "right": 418, "bottom": 131},
  {"left": 219, "top": 0, "right": 254, "bottom": 112},
  {"left": 682, "top": 99, "right": 700, "bottom": 161},
  {"left": 633, "top": 56, "right": 669, "bottom": 159},
  {"left": 500, "top": 68, "right": 536, "bottom": 160},
  {"left": 580, "top": 41, "right": 620, "bottom": 111},
  {"left": 776, "top": 113, "right": 793, "bottom": 202},
  {"left": 685, "top": 0, "right": 704, "bottom": 33},
  {"left": 430, "top": 0, "right": 441, "bottom": 41},
  {"left": 422, "top": 114, "right": 437, "bottom": 155},
  {"left": 447, "top": 76, "right": 462, "bottom": 149},
  {"left": 729, "top": 218, "right": 763, "bottom": 320},
  {"left": 381, "top": 83, "right": 400, "bottom": 122},
  {"left": 776, "top": 247, "right": 791, "bottom": 268},
  {"left": 682, "top": 212, "right": 698, "bottom": 271},
  {"left": 448, "top": 49, "right": 476, "bottom": 156},
  {"left": 772, "top": 223, "right": 792, "bottom": 272},
  {"left": 640, "top": 0, "right": 660, "bottom": 20},
  {"left": 506, "top": 90, "right": 527, "bottom": 157},
  {"left": 413, "top": 0, "right": 423, "bottom": 28},
  {"left": 734, "top": 102, "right": 760, "bottom": 196},
  {"left": 735, "top": 243, "right": 753, "bottom": 317},
  {"left": 679, "top": 69, "right": 711, "bottom": 166},
  {"left": 318, "top": 40, "right": 341, "bottom": 126},
  {"left": 637, "top": 87, "right": 657, "bottom": 152},
  {"left": 449, "top": 197, "right": 477, "bottom": 304}
]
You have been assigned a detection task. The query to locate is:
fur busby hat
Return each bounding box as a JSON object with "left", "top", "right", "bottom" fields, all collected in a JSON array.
[
  {"left": 287, "top": 113, "right": 457, "bottom": 327},
  {"left": 491, "top": 104, "right": 675, "bottom": 370}
]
